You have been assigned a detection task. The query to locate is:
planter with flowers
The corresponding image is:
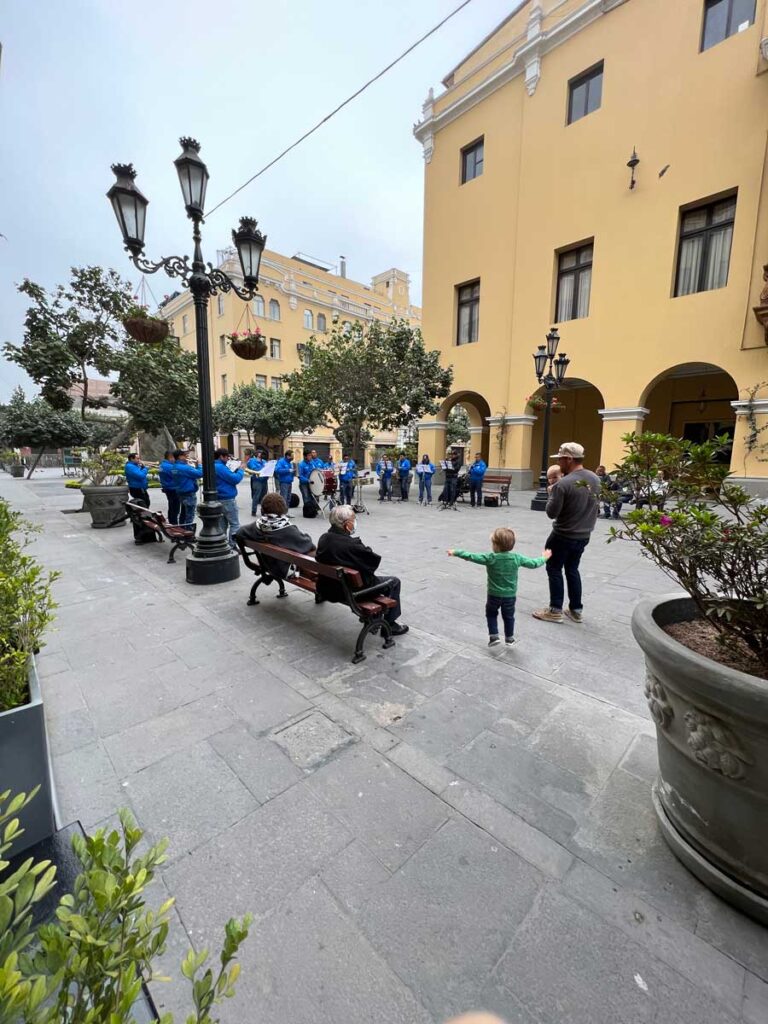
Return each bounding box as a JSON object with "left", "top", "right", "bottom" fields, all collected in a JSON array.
[
  {"left": 123, "top": 304, "right": 169, "bottom": 345},
  {"left": 228, "top": 327, "right": 267, "bottom": 360},
  {"left": 611, "top": 431, "right": 768, "bottom": 922},
  {"left": 526, "top": 394, "right": 565, "bottom": 414}
]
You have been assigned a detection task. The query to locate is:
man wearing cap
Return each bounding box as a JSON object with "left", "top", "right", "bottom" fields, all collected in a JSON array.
[{"left": 533, "top": 442, "right": 600, "bottom": 625}]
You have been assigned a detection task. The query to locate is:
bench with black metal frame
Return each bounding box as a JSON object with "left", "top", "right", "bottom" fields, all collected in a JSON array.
[
  {"left": 123, "top": 502, "right": 196, "bottom": 563},
  {"left": 236, "top": 537, "right": 398, "bottom": 664},
  {"left": 482, "top": 472, "right": 512, "bottom": 506}
]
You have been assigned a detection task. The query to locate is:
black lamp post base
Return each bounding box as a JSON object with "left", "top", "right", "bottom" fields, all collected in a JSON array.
[
  {"left": 530, "top": 485, "right": 550, "bottom": 511},
  {"left": 186, "top": 549, "right": 240, "bottom": 585}
]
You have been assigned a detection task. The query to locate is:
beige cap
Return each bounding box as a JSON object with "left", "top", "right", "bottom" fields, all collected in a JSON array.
[{"left": 550, "top": 442, "right": 585, "bottom": 459}]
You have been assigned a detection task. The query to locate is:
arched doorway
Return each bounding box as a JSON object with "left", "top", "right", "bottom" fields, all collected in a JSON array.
[
  {"left": 640, "top": 363, "right": 738, "bottom": 457},
  {"left": 529, "top": 379, "right": 605, "bottom": 475},
  {"left": 437, "top": 390, "right": 492, "bottom": 463}
]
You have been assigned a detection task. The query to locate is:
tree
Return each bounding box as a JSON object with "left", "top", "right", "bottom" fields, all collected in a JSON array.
[
  {"left": 284, "top": 318, "right": 453, "bottom": 462},
  {"left": 446, "top": 405, "right": 471, "bottom": 447},
  {"left": 212, "top": 383, "right": 316, "bottom": 451},
  {"left": 0, "top": 388, "right": 90, "bottom": 477},
  {"left": 110, "top": 337, "right": 200, "bottom": 442},
  {"left": 3, "top": 267, "right": 135, "bottom": 418}
]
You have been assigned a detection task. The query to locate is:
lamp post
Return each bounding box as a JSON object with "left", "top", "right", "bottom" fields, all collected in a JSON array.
[
  {"left": 530, "top": 327, "right": 570, "bottom": 511},
  {"left": 107, "top": 138, "right": 266, "bottom": 585}
]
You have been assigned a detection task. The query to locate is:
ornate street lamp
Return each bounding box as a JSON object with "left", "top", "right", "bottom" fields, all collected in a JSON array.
[
  {"left": 530, "top": 327, "right": 570, "bottom": 511},
  {"left": 107, "top": 138, "right": 267, "bottom": 585}
]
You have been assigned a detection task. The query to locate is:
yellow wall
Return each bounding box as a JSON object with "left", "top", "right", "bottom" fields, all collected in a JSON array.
[{"left": 417, "top": 0, "right": 768, "bottom": 488}]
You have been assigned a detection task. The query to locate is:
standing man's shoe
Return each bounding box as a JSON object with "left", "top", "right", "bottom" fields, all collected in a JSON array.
[
  {"left": 565, "top": 609, "right": 583, "bottom": 623},
  {"left": 532, "top": 607, "right": 564, "bottom": 623}
]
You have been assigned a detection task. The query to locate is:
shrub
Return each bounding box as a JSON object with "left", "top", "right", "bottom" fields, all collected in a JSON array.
[
  {"left": 80, "top": 450, "right": 125, "bottom": 486},
  {"left": 64, "top": 480, "right": 83, "bottom": 489}
]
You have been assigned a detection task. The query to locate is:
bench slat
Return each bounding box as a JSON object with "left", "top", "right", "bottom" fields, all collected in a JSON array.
[{"left": 239, "top": 539, "right": 364, "bottom": 589}]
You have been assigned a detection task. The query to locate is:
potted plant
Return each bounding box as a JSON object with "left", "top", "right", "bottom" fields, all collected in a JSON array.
[
  {"left": 123, "top": 304, "right": 170, "bottom": 345},
  {"left": 228, "top": 327, "right": 267, "bottom": 360},
  {"left": 1, "top": 789, "right": 251, "bottom": 1022},
  {"left": 526, "top": 394, "right": 565, "bottom": 414},
  {"left": 80, "top": 450, "right": 129, "bottom": 528},
  {"left": 610, "top": 431, "right": 768, "bottom": 922},
  {"left": 0, "top": 501, "right": 59, "bottom": 855}
]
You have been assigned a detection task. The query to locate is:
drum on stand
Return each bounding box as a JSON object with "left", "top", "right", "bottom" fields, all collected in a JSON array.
[
  {"left": 308, "top": 469, "right": 326, "bottom": 498},
  {"left": 322, "top": 470, "right": 337, "bottom": 496}
]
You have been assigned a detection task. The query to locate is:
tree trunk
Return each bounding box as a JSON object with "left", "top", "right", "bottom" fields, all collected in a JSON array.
[
  {"left": 26, "top": 448, "right": 45, "bottom": 479},
  {"left": 80, "top": 367, "right": 89, "bottom": 420}
]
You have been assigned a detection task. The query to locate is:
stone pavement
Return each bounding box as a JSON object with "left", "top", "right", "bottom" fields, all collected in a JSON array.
[{"left": 2, "top": 470, "right": 767, "bottom": 1024}]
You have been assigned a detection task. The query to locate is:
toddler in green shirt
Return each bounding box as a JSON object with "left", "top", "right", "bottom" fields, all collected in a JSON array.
[{"left": 448, "top": 527, "right": 551, "bottom": 647}]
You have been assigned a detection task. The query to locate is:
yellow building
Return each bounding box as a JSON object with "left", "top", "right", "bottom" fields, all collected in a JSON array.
[
  {"left": 414, "top": 0, "right": 768, "bottom": 493},
  {"left": 162, "top": 249, "right": 421, "bottom": 461}
]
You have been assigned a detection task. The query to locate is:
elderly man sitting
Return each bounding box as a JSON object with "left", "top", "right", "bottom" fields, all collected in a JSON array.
[{"left": 315, "top": 505, "right": 409, "bottom": 635}]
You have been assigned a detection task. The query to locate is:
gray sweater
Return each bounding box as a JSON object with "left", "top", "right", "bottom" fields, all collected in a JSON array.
[{"left": 545, "top": 468, "right": 601, "bottom": 538}]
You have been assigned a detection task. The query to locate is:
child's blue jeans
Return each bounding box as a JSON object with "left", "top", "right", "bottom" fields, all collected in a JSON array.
[{"left": 486, "top": 595, "right": 516, "bottom": 638}]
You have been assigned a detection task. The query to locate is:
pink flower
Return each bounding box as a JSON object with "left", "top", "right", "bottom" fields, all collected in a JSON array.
[{"left": 660, "top": 515, "right": 672, "bottom": 526}]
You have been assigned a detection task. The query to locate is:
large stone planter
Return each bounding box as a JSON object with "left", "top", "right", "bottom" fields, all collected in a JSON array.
[
  {"left": 81, "top": 483, "right": 129, "bottom": 528},
  {"left": 632, "top": 594, "right": 768, "bottom": 923},
  {"left": 0, "top": 656, "right": 56, "bottom": 855},
  {"left": 10, "top": 465, "right": 25, "bottom": 478}
]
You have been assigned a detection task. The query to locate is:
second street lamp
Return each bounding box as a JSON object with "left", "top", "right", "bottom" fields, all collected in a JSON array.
[
  {"left": 107, "top": 137, "right": 267, "bottom": 585},
  {"left": 530, "top": 328, "right": 570, "bottom": 511}
]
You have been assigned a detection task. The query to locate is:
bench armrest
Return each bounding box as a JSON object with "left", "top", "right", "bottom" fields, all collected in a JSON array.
[{"left": 350, "top": 579, "right": 394, "bottom": 602}]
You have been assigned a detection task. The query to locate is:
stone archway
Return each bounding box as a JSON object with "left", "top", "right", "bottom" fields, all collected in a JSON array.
[
  {"left": 418, "top": 390, "right": 492, "bottom": 465},
  {"left": 528, "top": 379, "right": 606, "bottom": 476},
  {"left": 640, "top": 362, "right": 738, "bottom": 445}
]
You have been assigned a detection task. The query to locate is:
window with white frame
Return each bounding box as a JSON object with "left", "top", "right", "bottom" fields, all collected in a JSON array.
[
  {"left": 269, "top": 299, "right": 280, "bottom": 320},
  {"left": 219, "top": 334, "right": 226, "bottom": 356},
  {"left": 253, "top": 295, "right": 265, "bottom": 316},
  {"left": 271, "top": 376, "right": 282, "bottom": 391},
  {"left": 270, "top": 338, "right": 281, "bottom": 359},
  {"left": 182, "top": 314, "right": 189, "bottom": 334},
  {"left": 254, "top": 374, "right": 267, "bottom": 388},
  {"left": 217, "top": 294, "right": 225, "bottom": 316},
  {"left": 221, "top": 373, "right": 228, "bottom": 396},
  {"left": 303, "top": 309, "right": 313, "bottom": 330},
  {"left": 317, "top": 313, "right": 327, "bottom": 332},
  {"left": 675, "top": 195, "right": 736, "bottom": 297}
]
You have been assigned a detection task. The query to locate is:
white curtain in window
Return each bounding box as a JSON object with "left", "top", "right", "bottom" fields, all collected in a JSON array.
[
  {"left": 458, "top": 305, "right": 470, "bottom": 344},
  {"left": 576, "top": 268, "right": 591, "bottom": 318},
  {"left": 557, "top": 274, "right": 575, "bottom": 322},
  {"left": 253, "top": 296, "right": 265, "bottom": 316},
  {"left": 677, "top": 235, "right": 704, "bottom": 296},
  {"left": 704, "top": 226, "right": 733, "bottom": 291}
]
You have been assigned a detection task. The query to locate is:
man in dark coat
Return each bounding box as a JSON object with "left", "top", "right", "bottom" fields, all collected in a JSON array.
[
  {"left": 235, "top": 492, "right": 315, "bottom": 579},
  {"left": 315, "top": 505, "right": 409, "bottom": 634}
]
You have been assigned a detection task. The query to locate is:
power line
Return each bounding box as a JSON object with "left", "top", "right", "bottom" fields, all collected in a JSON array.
[{"left": 204, "top": 0, "right": 476, "bottom": 219}]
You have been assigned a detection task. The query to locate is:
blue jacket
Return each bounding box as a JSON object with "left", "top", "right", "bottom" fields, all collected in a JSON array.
[
  {"left": 173, "top": 461, "right": 203, "bottom": 495},
  {"left": 340, "top": 458, "right": 356, "bottom": 482},
  {"left": 298, "top": 459, "right": 315, "bottom": 483},
  {"left": 247, "top": 456, "right": 265, "bottom": 474},
  {"left": 214, "top": 460, "right": 244, "bottom": 500},
  {"left": 159, "top": 459, "right": 176, "bottom": 490},
  {"left": 125, "top": 462, "right": 148, "bottom": 489},
  {"left": 376, "top": 459, "right": 394, "bottom": 478},
  {"left": 398, "top": 458, "right": 411, "bottom": 475},
  {"left": 275, "top": 457, "right": 295, "bottom": 483},
  {"left": 468, "top": 459, "right": 487, "bottom": 481},
  {"left": 418, "top": 461, "right": 435, "bottom": 476}
]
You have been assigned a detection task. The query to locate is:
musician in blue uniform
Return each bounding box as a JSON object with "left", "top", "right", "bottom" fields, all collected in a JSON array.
[
  {"left": 274, "top": 450, "right": 296, "bottom": 508},
  {"left": 298, "top": 451, "right": 316, "bottom": 507},
  {"left": 158, "top": 450, "right": 179, "bottom": 524},
  {"left": 468, "top": 452, "right": 488, "bottom": 508},
  {"left": 213, "top": 448, "right": 244, "bottom": 549},
  {"left": 376, "top": 455, "right": 394, "bottom": 502},
  {"left": 417, "top": 454, "right": 435, "bottom": 505},
  {"left": 397, "top": 454, "right": 412, "bottom": 501},
  {"left": 124, "top": 454, "right": 149, "bottom": 506},
  {"left": 247, "top": 449, "right": 268, "bottom": 516},
  {"left": 339, "top": 454, "right": 357, "bottom": 505},
  {"left": 173, "top": 450, "right": 203, "bottom": 528}
]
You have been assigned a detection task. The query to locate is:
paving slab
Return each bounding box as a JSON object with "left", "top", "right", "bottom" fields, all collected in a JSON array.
[
  {"left": 320, "top": 839, "right": 392, "bottom": 915},
  {"left": 270, "top": 710, "right": 355, "bottom": 769},
  {"left": 390, "top": 686, "right": 498, "bottom": 763},
  {"left": 208, "top": 721, "right": 303, "bottom": 802}
]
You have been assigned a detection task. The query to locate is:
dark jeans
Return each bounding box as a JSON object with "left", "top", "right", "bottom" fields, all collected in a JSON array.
[
  {"left": 485, "top": 594, "right": 516, "bottom": 638},
  {"left": 399, "top": 474, "right": 411, "bottom": 500},
  {"left": 602, "top": 500, "right": 622, "bottom": 519},
  {"left": 379, "top": 476, "right": 392, "bottom": 500},
  {"left": 469, "top": 480, "right": 483, "bottom": 506},
  {"left": 278, "top": 480, "right": 293, "bottom": 506},
  {"left": 340, "top": 480, "right": 354, "bottom": 504},
  {"left": 250, "top": 476, "right": 268, "bottom": 514},
  {"left": 372, "top": 575, "right": 401, "bottom": 622},
  {"left": 129, "top": 487, "right": 149, "bottom": 507},
  {"left": 418, "top": 475, "right": 432, "bottom": 502},
  {"left": 545, "top": 531, "right": 589, "bottom": 611},
  {"left": 163, "top": 489, "right": 180, "bottom": 525},
  {"left": 443, "top": 476, "right": 458, "bottom": 505},
  {"left": 178, "top": 492, "right": 198, "bottom": 528},
  {"left": 299, "top": 480, "right": 315, "bottom": 506}
]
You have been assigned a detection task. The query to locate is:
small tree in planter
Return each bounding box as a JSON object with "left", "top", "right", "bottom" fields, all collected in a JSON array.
[
  {"left": 611, "top": 430, "right": 768, "bottom": 922},
  {"left": 80, "top": 450, "right": 129, "bottom": 529}
]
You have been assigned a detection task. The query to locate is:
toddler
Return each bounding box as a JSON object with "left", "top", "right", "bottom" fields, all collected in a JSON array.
[
  {"left": 546, "top": 464, "right": 562, "bottom": 491},
  {"left": 448, "top": 527, "right": 550, "bottom": 646}
]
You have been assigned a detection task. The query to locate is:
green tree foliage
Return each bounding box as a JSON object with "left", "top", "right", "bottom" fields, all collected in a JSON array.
[
  {"left": 446, "top": 405, "right": 471, "bottom": 447},
  {"left": 3, "top": 267, "right": 134, "bottom": 417},
  {"left": 0, "top": 388, "right": 91, "bottom": 477},
  {"left": 212, "top": 383, "right": 317, "bottom": 450},
  {"left": 284, "top": 318, "right": 453, "bottom": 462},
  {"left": 111, "top": 338, "right": 200, "bottom": 442}
]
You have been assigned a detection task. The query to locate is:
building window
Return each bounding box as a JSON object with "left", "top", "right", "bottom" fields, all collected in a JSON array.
[
  {"left": 568, "top": 62, "right": 603, "bottom": 125},
  {"left": 253, "top": 295, "right": 265, "bottom": 316},
  {"left": 556, "top": 243, "right": 593, "bottom": 322},
  {"left": 456, "top": 281, "right": 480, "bottom": 345},
  {"left": 317, "top": 313, "right": 327, "bottom": 332},
  {"left": 461, "top": 138, "right": 484, "bottom": 184},
  {"left": 270, "top": 338, "right": 281, "bottom": 360},
  {"left": 217, "top": 294, "right": 225, "bottom": 316},
  {"left": 221, "top": 374, "right": 228, "bottom": 396},
  {"left": 219, "top": 334, "right": 226, "bottom": 357},
  {"left": 182, "top": 314, "right": 189, "bottom": 334},
  {"left": 701, "top": 0, "right": 755, "bottom": 51},
  {"left": 675, "top": 195, "right": 736, "bottom": 297},
  {"left": 269, "top": 299, "right": 280, "bottom": 320},
  {"left": 303, "top": 309, "right": 314, "bottom": 330},
  {"left": 271, "top": 376, "right": 282, "bottom": 391},
  {"left": 254, "top": 374, "right": 267, "bottom": 388}
]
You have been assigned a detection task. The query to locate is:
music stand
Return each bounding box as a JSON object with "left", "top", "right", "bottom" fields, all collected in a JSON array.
[
  {"left": 438, "top": 460, "right": 460, "bottom": 511},
  {"left": 352, "top": 473, "right": 370, "bottom": 515}
]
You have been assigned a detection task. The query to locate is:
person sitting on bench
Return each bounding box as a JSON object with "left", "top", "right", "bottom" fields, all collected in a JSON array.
[
  {"left": 235, "top": 492, "right": 315, "bottom": 579},
  {"left": 315, "top": 505, "right": 409, "bottom": 635}
]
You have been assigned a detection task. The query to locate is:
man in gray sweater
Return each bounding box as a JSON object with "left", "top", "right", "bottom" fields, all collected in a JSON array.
[{"left": 533, "top": 442, "right": 600, "bottom": 624}]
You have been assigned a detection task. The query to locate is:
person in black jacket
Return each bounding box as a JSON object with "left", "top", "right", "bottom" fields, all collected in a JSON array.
[
  {"left": 315, "top": 505, "right": 409, "bottom": 634},
  {"left": 235, "top": 493, "right": 315, "bottom": 579}
]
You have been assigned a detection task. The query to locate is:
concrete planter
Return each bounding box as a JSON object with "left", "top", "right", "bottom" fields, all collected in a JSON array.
[
  {"left": 632, "top": 594, "right": 768, "bottom": 924},
  {"left": 10, "top": 465, "right": 25, "bottom": 478},
  {"left": 81, "top": 483, "right": 129, "bottom": 528},
  {"left": 0, "top": 656, "right": 56, "bottom": 855}
]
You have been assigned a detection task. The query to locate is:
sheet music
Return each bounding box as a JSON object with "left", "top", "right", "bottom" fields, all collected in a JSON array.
[
  {"left": 227, "top": 459, "right": 242, "bottom": 472},
  {"left": 259, "top": 459, "right": 277, "bottom": 478},
  {"left": 440, "top": 460, "right": 451, "bottom": 469}
]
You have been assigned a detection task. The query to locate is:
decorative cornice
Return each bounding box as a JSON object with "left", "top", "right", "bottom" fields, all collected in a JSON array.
[
  {"left": 732, "top": 399, "right": 768, "bottom": 416},
  {"left": 468, "top": 426, "right": 486, "bottom": 433},
  {"left": 598, "top": 406, "right": 650, "bottom": 421},
  {"left": 486, "top": 414, "right": 537, "bottom": 426},
  {"left": 415, "top": 420, "right": 449, "bottom": 429}
]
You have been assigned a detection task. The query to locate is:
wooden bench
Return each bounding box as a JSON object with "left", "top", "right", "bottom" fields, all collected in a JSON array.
[
  {"left": 123, "top": 502, "right": 196, "bottom": 563},
  {"left": 236, "top": 537, "right": 398, "bottom": 664},
  {"left": 481, "top": 472, "right": 512, "bottom": 506}
]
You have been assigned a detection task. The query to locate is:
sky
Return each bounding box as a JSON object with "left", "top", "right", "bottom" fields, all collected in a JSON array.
[{"left": 0, "top": 0, "right": 519, "bottom": 401}]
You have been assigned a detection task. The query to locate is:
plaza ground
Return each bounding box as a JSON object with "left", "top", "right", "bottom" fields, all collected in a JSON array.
[{"left": 2, "top": 471, "right": 767, "bottom": 1024}]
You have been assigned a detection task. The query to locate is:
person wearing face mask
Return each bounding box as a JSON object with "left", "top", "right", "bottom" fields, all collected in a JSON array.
[{"left": 315, "top": 505, "right": 409, "bottom": 635}]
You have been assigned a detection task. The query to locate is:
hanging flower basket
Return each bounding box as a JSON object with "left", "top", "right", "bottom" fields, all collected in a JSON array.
[
  {"left": 526, "top": 394, "right": 566, "bottom": 414},
  {"left": 229, "top": 329, "right": 266, "bottom": 360},
  {"left": 123, "top": 313, "right": 169, "bottom": 345}
]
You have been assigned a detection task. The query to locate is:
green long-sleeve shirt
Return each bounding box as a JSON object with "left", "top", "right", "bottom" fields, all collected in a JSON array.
[{"left": 452, "top": 549, "right": 546, "bottom": 597}]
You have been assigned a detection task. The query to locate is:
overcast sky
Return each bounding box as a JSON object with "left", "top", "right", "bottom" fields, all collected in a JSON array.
[{"left": 0, "top": 0, "right": 519, "bottom": 400}]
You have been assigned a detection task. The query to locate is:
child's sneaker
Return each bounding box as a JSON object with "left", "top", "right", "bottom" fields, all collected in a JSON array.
[
  {"left": 565, "top": 609, "right": 583, "bottom": 623},
  {"left": 532, "top": 607, "right": 564, "bottom": 623},
  {"left": 488, "top": 635, "right": 501, "bottom": 647},
  {"left": 505, "top": 636, "right": 517, "bottom": 646}
]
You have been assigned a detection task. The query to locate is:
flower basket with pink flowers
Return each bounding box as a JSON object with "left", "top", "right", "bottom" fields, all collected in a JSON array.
[{"left": 228, "top": 328, "right": 266, "bottom": 360}]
